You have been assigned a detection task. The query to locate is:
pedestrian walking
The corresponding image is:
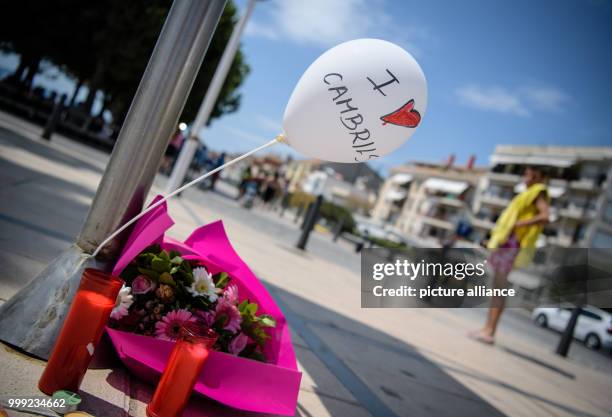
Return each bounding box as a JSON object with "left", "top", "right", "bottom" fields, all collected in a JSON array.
[
  {"left": 161, "top": 128, "right": 185, "bottom": 174},
  {"left": 208, "top": 152, "right": 226, "bottom": 191},
  {"left": 261, "top": 172, "right": 281, "bottom": 209},
  {"left": 470, "top": 166, "right": 550, "bottom": 345}
]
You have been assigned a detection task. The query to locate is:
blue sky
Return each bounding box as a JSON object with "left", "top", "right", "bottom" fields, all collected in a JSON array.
[{"left": 2, "top": 0, "right": 611, "bottom": 174}]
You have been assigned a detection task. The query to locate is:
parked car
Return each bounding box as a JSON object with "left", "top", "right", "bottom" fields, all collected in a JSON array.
[{"left": 532, "top": 306, "right": 612, "bottom": 350}]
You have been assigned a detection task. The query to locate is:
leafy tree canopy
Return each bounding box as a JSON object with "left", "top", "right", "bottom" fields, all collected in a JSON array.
[{"left": 0, "top": 0, "right": 249, "bottom": 126}]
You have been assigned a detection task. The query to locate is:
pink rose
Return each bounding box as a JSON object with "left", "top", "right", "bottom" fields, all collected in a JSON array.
[
  {"left": 132, "top": 275, "right": 155, "bottom": 295},
  {"left": 229, "top": 333, "right": 249, "bottom": 355}
]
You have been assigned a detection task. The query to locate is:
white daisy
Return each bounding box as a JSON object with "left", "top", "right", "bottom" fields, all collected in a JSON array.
[
  {"left": 110, "top": 285, "right": 133, "bottom": 320},
  {"left": 188, "top": 267, "right": 218, "bottom": 302}
]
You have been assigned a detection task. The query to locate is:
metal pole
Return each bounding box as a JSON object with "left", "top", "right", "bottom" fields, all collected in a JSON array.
[
  {"left": 556, "top": 307, "right": 581, "bottom": 357},
  {"left": 301, "top": 202, "right": 315, "bottom": 230},
  {"left": 297, "top": 195, "right": 324, "bottom": 250},
  {"left": 78, "top": 0, "right": 227, "bottom": 258},
  {"left": 332, "top": 218, "right": 345, "bottom": 242},
  {"left": 0, "top": 0, "right": 227, "bottom": 358},
  {"left": 166, "top": 0, "right": 257, "bottom": 194}
]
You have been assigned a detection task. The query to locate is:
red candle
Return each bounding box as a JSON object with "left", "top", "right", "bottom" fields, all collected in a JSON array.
[
  {"left": 147, "top": 327, "right": 217, "bottom": 417},
  {"left": 39, "top": 269, "right": 123, "bottom": 395}
]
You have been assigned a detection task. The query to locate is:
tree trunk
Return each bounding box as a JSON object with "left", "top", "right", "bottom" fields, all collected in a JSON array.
[
  {"left": 83, "top": 64, "right": 105, "bottom": 115},
  {"left": 10, "top": 57, "right": 27, "bottom": 83},
  {"left": 23, "top": 56, "right": 41, "bottom": 90},
  {"left": 95, "top": 93, "right": 107, "bottom": 118},
  {"left": 69, "top": 79, "right": 83, "bottom": 107}
]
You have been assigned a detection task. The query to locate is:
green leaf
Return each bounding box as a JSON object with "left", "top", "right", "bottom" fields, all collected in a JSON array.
[
  {"left": 176, "top": 270, "right": 194, "bottom": 285},
  {"left": 214, "top": 313, "right": 229, "bottom": 329},
  {"left": 170, "top": 266, "right": 180, "bottom": 274},
  {"left": 159, "top": 272, "right": 176, "bottom": 286},
  {"left": 246, "top": 302, "right": 258, "bottom": 316},
  {"left": 259, "top": 315, "right": 276, "bottom": 328},
  {"left": 151, "top": 256, "right": 170, "bottom": 273},
  {"left": 137, "top": 267, "right": 160, "bottom": 280},
  {"left": 238, "top": 300, "right": 249, "bottom": 314},
  {"left": 170, "top": 256, "right": 183, "bottom": 265},
  {"left": 215, "top": 272, "right": 229, "bottom": 288}
]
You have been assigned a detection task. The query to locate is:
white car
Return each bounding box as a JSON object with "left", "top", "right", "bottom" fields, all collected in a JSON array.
[{"left": 532, "top": 306, "right": 612, "bottom": 350}]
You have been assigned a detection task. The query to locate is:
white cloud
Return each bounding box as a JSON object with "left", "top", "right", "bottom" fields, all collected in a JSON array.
[
  {"left": 255, "top": 114, "right": 282, "bottom": 133},
  {"left": 521, "top": 86, "right": 569, "bottom": 112},
  {"left": 455, "top": 85, "right": 569, "bottom": 117},
  {"left": 245, "top": 20, "right": 279, "bottom": 40},
  {"left": 223, "top": 126, "right": 270, "bottom": 146},
  {"left": 246, "top": 0, "right": 429, "bottom": 52}
]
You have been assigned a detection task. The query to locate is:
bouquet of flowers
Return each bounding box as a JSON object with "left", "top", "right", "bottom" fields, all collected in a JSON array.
[
  {"left": 109, "top": 244, "right": 276, "bottom": 362},
  {"left": 105, "top": 197, "right": 301, "bottom": 415}
]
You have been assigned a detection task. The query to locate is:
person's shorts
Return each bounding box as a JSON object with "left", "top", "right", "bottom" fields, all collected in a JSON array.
[
  {"left": 165, "top": 146, "right": 178, "bottom": 158},
  {"left": 488, "top": 234, "right": 520, "bottom": 274}
]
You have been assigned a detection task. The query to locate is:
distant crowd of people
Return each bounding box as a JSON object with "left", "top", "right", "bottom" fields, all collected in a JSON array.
[
  {"left": 237, "top": 164, "right": 290, "bottom": 211},
  {"left": 161, "top": 128, "right": 291, "bottom": 210},
  {"left": 161, "top": 128, "right": 226, "bottom": 191}
]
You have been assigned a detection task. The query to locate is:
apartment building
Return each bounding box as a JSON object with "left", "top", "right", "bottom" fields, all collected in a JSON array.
[
  {"left": 285, "top": 159, "right": 382, "bottom": 195},
  {"left": 371, "top": 156, "right": 485, "bottom": 246},
  {"left": 472, "top": 145, "right": 612, "bottom": 247}
]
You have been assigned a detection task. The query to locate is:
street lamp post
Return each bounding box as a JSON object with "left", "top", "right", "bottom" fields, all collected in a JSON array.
[
  {"left": 0, "top": 0, "right": 227, "bottom": 358},
  {"left": 165, "top": 0, "right": 258, "bottom": 194}
]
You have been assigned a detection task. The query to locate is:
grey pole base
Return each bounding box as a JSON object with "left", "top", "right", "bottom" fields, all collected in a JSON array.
[{"left": 0, "top": 245, "right": 107, "bottom": 359}]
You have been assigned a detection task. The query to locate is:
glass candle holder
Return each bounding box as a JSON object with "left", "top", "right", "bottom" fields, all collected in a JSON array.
[
  {"left": 39, "top": 268, "right": 123, "bottom": 395},
  {"left": 146, "top": 327, "right": 217, "bottom": 417}
]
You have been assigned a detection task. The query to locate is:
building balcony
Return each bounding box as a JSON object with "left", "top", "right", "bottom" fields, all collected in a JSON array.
[
  {"left": 437, "top": 196, "right": 465, "bottom": 208},
  {"left": 422, "top": 196, "right": 465, "bottom": 210},
  {"left": 480, "top": 194, "right": 511, "bottom": 207},
  {"left": 547, "top": 234, "right": 573, "bottom": 247},
  {"left": 487, "top": 172, "right": 521, "bottom": 184},
  {"left": 569, "top": 178, "right": 600, "bottom": 192},
  {"left": 559, "top": 206, "right": 596, "bottom": 220},
  {"left": 471, "top": 218, "right": 495, "bottom": 230},
  {"left": 418, "top": 215, "right": 455, "bottom": 231}
]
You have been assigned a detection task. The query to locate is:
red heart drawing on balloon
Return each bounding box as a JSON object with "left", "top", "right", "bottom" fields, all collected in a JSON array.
[{"left": 380, "top": 99, "right": 421, "bottom": 128}]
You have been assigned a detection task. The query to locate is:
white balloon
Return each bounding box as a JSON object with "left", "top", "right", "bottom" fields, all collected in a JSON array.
[{"left": 282, "top": 39, "right": 427, "bottom": 163}]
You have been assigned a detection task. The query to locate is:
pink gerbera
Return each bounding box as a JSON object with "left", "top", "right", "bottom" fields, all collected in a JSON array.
[
  {"left": 155, "top": 309, "right": 196, "bottom": 341},
  {"left": 222, "top": 284, "right": 239, "bottom": 305},
  {"left": 215, "top": 299, "right": 242, "bottom": 333}
]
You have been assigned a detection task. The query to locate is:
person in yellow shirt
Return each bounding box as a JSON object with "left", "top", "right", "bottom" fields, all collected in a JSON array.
[{"left": 471, "top": 166, "right": 550, "bottom": 344}]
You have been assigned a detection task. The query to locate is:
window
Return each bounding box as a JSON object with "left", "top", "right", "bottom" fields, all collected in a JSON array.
[
  {"left": 604, "top": 200, "right": 612, "bottom": 224},
  {"left": 592, "top": 231, "right": 612, "bottom": 248},
  {"left": 580, "top": 310, "right": 602, "bottom": 321}
]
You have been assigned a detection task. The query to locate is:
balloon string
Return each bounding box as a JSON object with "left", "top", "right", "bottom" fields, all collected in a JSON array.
[{"left": 90, "top": 134, "right": 285, "bottom": 259}]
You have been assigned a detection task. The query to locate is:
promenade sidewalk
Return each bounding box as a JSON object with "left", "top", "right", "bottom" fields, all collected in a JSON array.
[{"left": 1, "top": 111, "right": 611, "bottom": 417}]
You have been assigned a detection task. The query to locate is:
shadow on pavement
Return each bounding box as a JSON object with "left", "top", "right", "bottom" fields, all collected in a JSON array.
[
  {"left": 0, "top": 126, "right": 105, "bottom": 175},
  {"left": 265, "top": 282, "right": 509, "bottom": 417},
  {"left": 501, "top": 346, "right": 575, "bottom": 379}
]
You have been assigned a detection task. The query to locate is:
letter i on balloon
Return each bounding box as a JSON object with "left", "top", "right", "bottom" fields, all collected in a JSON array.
[{"left": 283, "top": 38, "right": 427, "bottom": 163}]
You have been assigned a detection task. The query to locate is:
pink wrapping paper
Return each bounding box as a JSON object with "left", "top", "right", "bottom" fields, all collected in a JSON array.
[{"left": 107, "top": 197, "right": 301, "bottom": 415}]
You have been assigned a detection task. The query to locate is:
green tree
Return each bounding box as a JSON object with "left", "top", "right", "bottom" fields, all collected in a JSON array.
[
  {"left": 180, "top": 1, "right": 250, "bottom": 125},
  {"left": 1, "top": 1, "right": 249, "bottom": 126}
]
